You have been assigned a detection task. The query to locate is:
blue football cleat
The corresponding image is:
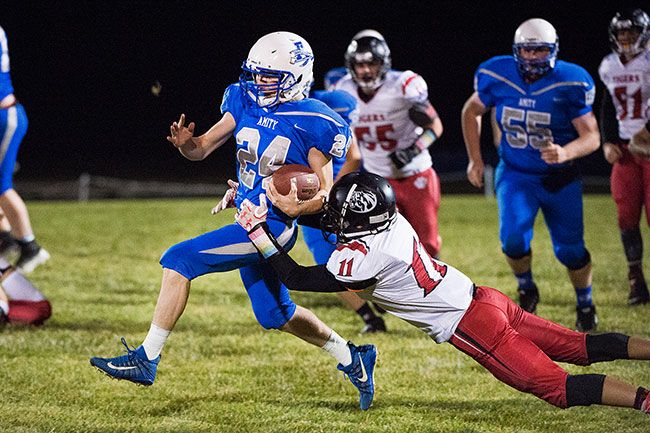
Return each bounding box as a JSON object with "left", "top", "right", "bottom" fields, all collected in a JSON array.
[
  {"left": 338, "top": 342, "right": 377, "bottom": 410},
  {"left": 90, "top": 337, "right": 160, "bottom": 386}
]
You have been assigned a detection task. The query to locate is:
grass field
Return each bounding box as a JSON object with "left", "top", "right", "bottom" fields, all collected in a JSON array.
[{"left": 1, "top": 195, "right": 649, "bottom": 433}]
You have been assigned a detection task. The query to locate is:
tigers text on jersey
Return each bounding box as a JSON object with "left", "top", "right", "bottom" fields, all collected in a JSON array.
[
  {"left": 476, "top": 56, "right": 595, "bottom": 175},
  {"left": 0, "top": 26, "right": 14, "bottom": 101},
  {"left": 221, "top": 84, "right": 352, "bottom": 221},
  {"left": 310, "top": 89, "right": 357, "bottom": 177},
  {"left": 326, "top": 213, "right": 474, "bottom": 343},
  {"left": 335, "top": 70, "right": 432, "bottom": 179},
  {"left": 598, "top": 50, "right": 650, "bottom": 140}
]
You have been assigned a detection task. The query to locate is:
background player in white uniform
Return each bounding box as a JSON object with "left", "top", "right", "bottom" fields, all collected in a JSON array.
[
  {"left": 0, "top": 25, "right": 49, "bottom": 273},
  {"left": 335, "top": 30, "right": 444, "bottom": 257},
  {"left": 238, "top": 171, "right": 650, "bottom": 415},
  {"left": 598, "top": 8, "right": 650, "bottom": 305}
]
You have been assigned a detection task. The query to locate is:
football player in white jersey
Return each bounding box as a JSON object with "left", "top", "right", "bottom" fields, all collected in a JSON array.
[
  {"left": 598, "top": 8, "right": 650, "bottom": 305},
  {"left": 335, "top": 30, "right": 444, "bottom": 258},
  {"left": 238, "top": 171, "right": 650, "bottom": 415}
]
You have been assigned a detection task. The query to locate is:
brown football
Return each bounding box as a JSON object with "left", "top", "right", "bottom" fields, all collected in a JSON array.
[{"left": 272, "top": 164, "right": 320, "bottom": 200}]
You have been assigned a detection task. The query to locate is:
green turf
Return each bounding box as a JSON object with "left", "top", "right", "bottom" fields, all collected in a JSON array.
[{"left": 1, "top": 195, "right": 648, "bottom": 432}]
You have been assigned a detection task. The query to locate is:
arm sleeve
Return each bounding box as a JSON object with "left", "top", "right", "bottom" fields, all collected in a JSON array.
[
  {"left": 247, "top": 223, "right": 365, "bottom": 293},
  {"left": 599, "top": 88, "right": 620, "bottom": 143},
  {"left": 219, "top": 84, "right": 241, "bottom": 122}
]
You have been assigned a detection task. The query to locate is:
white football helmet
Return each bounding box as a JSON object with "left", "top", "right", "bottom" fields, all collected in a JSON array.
[
  {"left": 240, "top": 31, "right": 314, "bottom": 108},
  {"left": 512, "top": 18, "right": 559, "bottom": 79}
]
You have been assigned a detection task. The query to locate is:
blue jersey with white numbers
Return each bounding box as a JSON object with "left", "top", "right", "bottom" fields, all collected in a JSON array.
[
  {"left": 221, "top": 83, "right": 351, "bottom": 221},
  {"left": 310, "top": 89, "right": 357, "bottom": 177},
  {"left": 475, "top": 55, "right": 595, "bottom": 175},
  {"left": 0, "top": 26, "right": 15, "bottom": 100}
]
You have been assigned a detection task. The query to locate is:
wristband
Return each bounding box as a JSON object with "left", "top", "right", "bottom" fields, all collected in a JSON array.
[
  {"left": 414, "top": 129, "right": 438, "bottom": 151},
  {"left": 248, "top": 224, "right": 280, "bottom": 259}
]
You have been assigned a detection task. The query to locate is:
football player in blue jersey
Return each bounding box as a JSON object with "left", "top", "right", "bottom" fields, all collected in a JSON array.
[
  {"left": 461, "top": 19, "right": 601, "bottom": 332},
  {"left": 90, "top": 32, "right": 376, "bottom": 410},
  {"left": 0, "top": 26, "right": 49, "bottom": 273},
  {"left": 303, "top": 79, "right": 387, "bottom": 333}
]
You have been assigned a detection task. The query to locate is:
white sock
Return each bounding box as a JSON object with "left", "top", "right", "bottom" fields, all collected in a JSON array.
[
  {"left": 0, "top": 299, "right": 8, "bottom": 315},
  {"left": 142, "top": 323, "right": 171, "bottom": 360},
  {"left": 19, "top": 234, "right": 35, "bottom": 243},
  {"left": 321, "top": 330, "right": 352, "bottom": 366},
  {"left": 2, "top": 271, "right": 46, "bottom": 301}
]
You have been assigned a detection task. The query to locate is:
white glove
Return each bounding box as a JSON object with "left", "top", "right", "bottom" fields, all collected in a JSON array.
[
  {"left": 235, "top": 194, "right": 269, "bottom": 232},
  {"left": 211, "top": 179, "right": 239, "bottom": 215}
]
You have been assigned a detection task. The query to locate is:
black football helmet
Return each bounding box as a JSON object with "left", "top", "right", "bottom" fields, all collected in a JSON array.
[
  {"left": 321, "top": 172, "right": 397, "bottom": 242},
  {"left": 344, "top": 29, "right": 391, "bottom": 92},
  {"left": 609, "top": 8, "right": 649, "bottom": 58}
]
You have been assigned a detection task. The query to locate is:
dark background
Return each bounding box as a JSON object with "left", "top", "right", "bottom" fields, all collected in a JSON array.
[{"left": 1, "top": 1, "right": 643, "bottom": 186}]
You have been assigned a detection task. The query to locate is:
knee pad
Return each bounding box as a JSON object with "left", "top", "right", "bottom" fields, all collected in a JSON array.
[
  {"left": 586, "top": 333, "right": 629, "bottom": 363},
  {"left": 557, "top": 247, "right": 590, "bottom": 270},
  {"left": 503, "top": 248, "right": 531, "bottom": 261},
  {"left": 565, "top": 374, "right": 606, "bottom": 407},
  {"left": 250, "top": 301, "right": 296, "bottom": 330},
  {"left": 159, "top": 243, "right": 192, "bottom": 277}
]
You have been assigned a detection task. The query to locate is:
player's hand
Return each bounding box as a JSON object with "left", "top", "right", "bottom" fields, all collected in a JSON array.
[
  {"left": 540, "top": 140, "right": 569, "bottom": 164},
  {"left": 602, "top": 142, "right": 623, "bottom": 164},
  {"left": 467, "top": 159, "right": 484, "bottom": 188},
  {"left": 389, "top": 144, "right": 421, "bottom": 169},
  {"left": 266, "top": 178, "right": 301, "bottom": 218},
  {"left": 235, "top": 194, "right": 268, "bottom": 232},
  {"left": 211, "top": 179, "right": 239, "bottom": 215},
  {"left": 166, "top": 113, "right": 196, "bottom": 148},
  {"left": 629, "top": 127, "right": 650, "bottom": 158}
]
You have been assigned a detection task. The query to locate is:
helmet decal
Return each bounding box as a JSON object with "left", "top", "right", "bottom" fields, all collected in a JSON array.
[
  {"left": 348, "top": 189, "right": 378, "bottom": 213},
  {"left": 290, "top": 41, "right": 313, "bottom": 66}
]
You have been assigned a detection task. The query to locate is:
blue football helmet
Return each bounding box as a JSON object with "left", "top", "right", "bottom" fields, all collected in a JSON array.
[{"left": 512, "top": 18, "right": 559, "bottom": 80}]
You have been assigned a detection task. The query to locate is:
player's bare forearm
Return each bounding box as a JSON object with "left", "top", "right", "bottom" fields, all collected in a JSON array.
[
  {"left": 461, "top": 93, "right": 487, "bottom": 163},
  {"left": 565, "top": 112, "right": 600, "bottom": 160}
]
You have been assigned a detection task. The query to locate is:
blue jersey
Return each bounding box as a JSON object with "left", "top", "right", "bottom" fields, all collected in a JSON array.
[
  {"left": 475, "top": 56, "right": 595, "bottom": 175},
  {"left": 0, "top": 26, "right": 15, "bottom": 100},
  {"left": 221, "top": 84, "right": 351, "bottom": 221},
  {"left": 310, "top": 89, "right": 357, "bottom": 177}
]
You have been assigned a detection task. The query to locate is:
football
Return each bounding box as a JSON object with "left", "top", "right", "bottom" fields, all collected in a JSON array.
[{"left": 272, "top": 164, "right": 320, "bottom": 200}]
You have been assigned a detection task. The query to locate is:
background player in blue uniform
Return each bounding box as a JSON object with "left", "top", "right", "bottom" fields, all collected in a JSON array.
[
  {"left": 0, "top": 25, "right": 49, "bottom": 273},
  {"left": 90, "top": 32, "right": 376, "bottom": 410},
  {"left": 461, "top": 19, "right": 600, "bottom": 332},
  {"left": 304, "top": 80, "right": 386, "bottom": 333}
]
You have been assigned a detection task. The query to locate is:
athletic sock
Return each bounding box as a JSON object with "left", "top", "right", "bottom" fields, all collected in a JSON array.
[
  {"left": 575, "top": 285, "right": 593, "bottom": 308},
  {"left": 515, "top": 270, "right": 535, "bottom": 291},
  {"left": 621, "top": 228, "right": 643, "bottom": 266},
  {"left": 2, "top": 271, "right": 46, "bottom": 301},
  {"left": 142, "top": 323, "right": 171, "bottom": 360},
  {"left": 356, "top": 303, "right": 378, "bottom": 324},
  {"left": 321, "top": 330, "right": 352, "bottom": 366}
]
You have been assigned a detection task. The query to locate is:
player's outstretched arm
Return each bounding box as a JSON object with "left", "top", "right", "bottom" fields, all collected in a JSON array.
[
  {"left": 235, "top": 198, "right": 347, "bottom": 293},
  {"left": 167, "top": 112, "right": 236, "bottom": 161},
  {"left": 336, "top": 136, "right": 362, "bottom": 180},
  {"left": 461, "top": 92, "right": 489, "bottom": 188}
]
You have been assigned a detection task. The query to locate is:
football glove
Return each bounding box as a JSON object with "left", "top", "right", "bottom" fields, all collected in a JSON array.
[
  {"left": 389, "top": 144, "right": 421, "bottom": 169},
  {"left": 236, "top": 194, "right": 268, "bottom": 232},
  {"left": 211, "top": 179, "right": 239, "bottom": 215}
]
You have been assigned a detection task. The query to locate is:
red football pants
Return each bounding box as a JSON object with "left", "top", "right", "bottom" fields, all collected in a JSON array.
[
  {"left": 449, "top": 286, "right": 588, "bottom": 408},
  {"left": 610, "top": 148, "right": 650, "bottom": 230},
  {"left": 389, "top": 168, "right": 441, "bottom": 256}
]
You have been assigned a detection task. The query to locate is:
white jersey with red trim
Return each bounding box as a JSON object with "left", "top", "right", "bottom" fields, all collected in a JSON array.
[
  {"left": 326, "top": 213, "right": 474, "bottom": 343},
  {"left": 335, "top": 70, "right": 433, "bottom": 178},
  {"left": 598, "top": 50, "right": 650, "bottom": 140}
]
